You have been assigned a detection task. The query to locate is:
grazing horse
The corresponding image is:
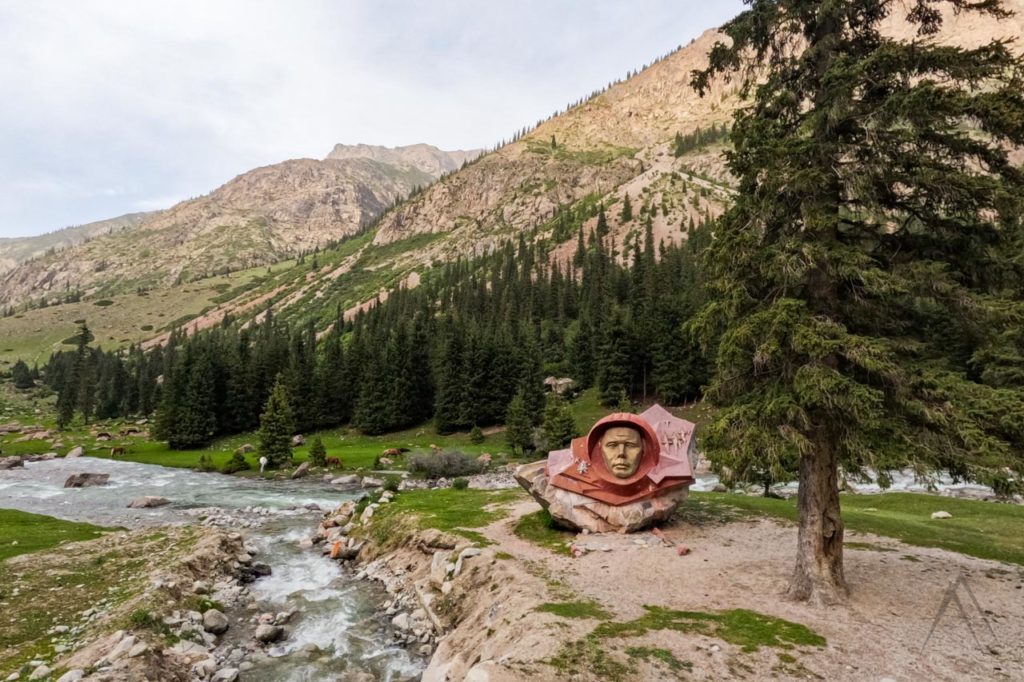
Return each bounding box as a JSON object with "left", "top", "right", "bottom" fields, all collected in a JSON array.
[
  {"left": 325, "top": 456, "right": 342, "bottom": 468},
  {"left": 110, "top": 446, "right": 126, "bottom": 458}
]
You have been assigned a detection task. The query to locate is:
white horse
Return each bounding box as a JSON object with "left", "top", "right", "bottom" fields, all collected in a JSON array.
[{"left": 259, "top": 456, "right": 268, "bottom": 473}]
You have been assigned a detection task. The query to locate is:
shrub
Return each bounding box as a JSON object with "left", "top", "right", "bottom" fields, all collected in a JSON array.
[
  {"left": 221, "top": 452, "right": 251, "bottom": 474},
  {"left": 140, "top": 324, "right": 154, "bottom": 332},
  {"left": 408, "top": 451, "right": 482, "bottom": 480},
  {"left": 452, "top": 477, "right": 470, "bottom": 490},
  {"left": 384, "top": 475, "right": 401, "bottom": 493},
  {"left": 196, "top": 453, "right": 216, "bottom": 472},
  {"left": 469, "top": 426, "right": 485, "bottom": 444},
  {"left": 94, "top": 299, "right": 114, "bottom": 307},
  {"left": 308, "top": 437, "right": 327, "bottom": 467}
]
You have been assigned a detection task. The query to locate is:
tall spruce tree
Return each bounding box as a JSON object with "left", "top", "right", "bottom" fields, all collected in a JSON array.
[
  {"left": 692, "top": 0, "right": 1024, "bottom": 605},
  {"left": 505, "top": 388, "right": 534, "bottom": 455}
]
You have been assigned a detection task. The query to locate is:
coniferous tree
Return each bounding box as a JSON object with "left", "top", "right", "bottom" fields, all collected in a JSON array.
[
  {"left": 541, "top": 393, "right": 577, "bottom": 450},
  {"left": 11, "top": 360, "right": 34, "bottom": 389},
  {"left": 619, "top": 194, "right": 633, "bottom": 223},
  {"left": 258, "top": 376, "right": 295, "bottom": 469},
  {"left": 505, "top": 388, "right": 534, "bottom": 455},
  {"left": 691, "top": 0, "right": 1024, "bottom": 605}
]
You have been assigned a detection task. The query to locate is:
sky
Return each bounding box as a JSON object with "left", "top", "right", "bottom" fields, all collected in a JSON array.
[{"left": 0, "top": 1, "right": 744, "bottom": 239}]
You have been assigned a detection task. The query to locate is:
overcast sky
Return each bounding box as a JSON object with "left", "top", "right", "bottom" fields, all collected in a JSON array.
[{"left": 0, "top": 1, "right": 744, "bottom": 239}]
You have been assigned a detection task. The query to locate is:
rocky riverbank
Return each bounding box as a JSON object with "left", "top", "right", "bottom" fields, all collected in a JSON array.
[{"left": 2, "top": 526, "right": 260, "bottom": 682}]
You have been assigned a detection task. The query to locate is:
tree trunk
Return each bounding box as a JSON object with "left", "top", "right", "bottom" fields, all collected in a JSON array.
[{"left": 785, "top": 439, "right": 848, "bottom": 606}]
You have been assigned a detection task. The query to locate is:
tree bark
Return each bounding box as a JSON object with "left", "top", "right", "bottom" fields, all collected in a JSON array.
[{"left": 785, "top": 438, "right": 848, "bottom": 606}]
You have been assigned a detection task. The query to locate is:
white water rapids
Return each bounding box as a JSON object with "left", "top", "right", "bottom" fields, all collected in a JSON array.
[{"left": 0, "top": 457, "right": 422, "bottom": 681}]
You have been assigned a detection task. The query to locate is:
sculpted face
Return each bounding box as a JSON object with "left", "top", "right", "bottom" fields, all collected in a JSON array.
[{"left": 600, "top": 426, "right": 644, "bottom": 479}]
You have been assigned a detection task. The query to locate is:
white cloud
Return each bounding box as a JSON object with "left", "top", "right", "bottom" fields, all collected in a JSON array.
[{"left": 0, "top": 0, "right": 744, "bottom": 237}]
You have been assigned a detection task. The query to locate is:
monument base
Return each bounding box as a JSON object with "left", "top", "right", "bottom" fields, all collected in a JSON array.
[{"left": 514, "top": 461, "right": 690, "bottom": 534}]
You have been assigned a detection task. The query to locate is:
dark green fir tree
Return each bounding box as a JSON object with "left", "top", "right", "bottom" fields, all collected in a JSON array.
[
  {"left": 258, "top": 376, "right": 295, "bottom": 469},
  {"left": 691, "top": 0, "right": 1024, "bottom": 605}
]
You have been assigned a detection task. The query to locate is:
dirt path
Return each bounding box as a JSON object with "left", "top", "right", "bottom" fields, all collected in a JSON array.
[{"left": 476, "top": 499, "right": 1024, "bottom": 681}]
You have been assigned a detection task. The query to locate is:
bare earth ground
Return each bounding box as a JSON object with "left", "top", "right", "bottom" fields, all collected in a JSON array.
[{"left": 463, "top": 500, "right": 1024, "bottom": 681}]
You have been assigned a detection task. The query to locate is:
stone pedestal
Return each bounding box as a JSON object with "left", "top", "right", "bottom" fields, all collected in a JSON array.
[{"left": 515, "top": 461, "right": 690, "bottom": 534}]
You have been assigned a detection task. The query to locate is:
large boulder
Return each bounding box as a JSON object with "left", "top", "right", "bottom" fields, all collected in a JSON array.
[
  {"left": 127, "top": 496, "right": 171, "bottom": 509},
  {"left": 65, "top": 446, "right": 85, "bottom": 458},
  {"left": 64, "top": 473, "right": 110, "bottom": 488},
  {"left": 290, "top": 462, "right": 310, "bottom": 479},
  {"left": 0, "top": 457, "right": 25, "bottom": 470},
  {"left": 515, "top": 461, "right": 689, "bottom": 534}
]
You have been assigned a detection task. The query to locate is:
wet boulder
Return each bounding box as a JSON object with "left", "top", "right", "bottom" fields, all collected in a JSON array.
[
  {"left": 255, "top": 623, "right": 284, "bottom": 643},
  {"left": 64, "top": 473, "right": 110, "bottom": 488},
  {"left": 290, "top": 462, "right": 310, "bottom": 479},
  {"left": 127, "top": 496, "right": 171, "bottom": 508},
  {"left": 0, "top": 457, "right": 25, "bottom": 470},
  {"left": 65, "top": 446, "right": 85, "bottom": 458}
]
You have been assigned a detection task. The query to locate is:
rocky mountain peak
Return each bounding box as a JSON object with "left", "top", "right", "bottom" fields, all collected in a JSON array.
[{"left": 325, "top": 143, "right": 483, "bottom": 178}]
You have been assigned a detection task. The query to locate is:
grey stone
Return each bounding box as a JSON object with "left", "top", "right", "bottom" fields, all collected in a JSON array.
[
  {"left": 291, "top": 462, "right": 311, "bottom": 479},
  {"left": 127, "top": 496, "right": 171, "bottom": 508},
  {"left": 255, "top": 623, "right": 284, "bottom": 643},
  {"left": 391, "top": 612, "right": 411, "bottom": 631},
  {"left": 203, "top": 609, "right": 230, "bottom": 635},
  {"left": 64, "top": 472, "right": 110, "bottom": 488},
  {"left": 55, "top": 671, "right": 85, "bottom": 682},
  {"left": 29, "top": 666, "right": 52, "bottom": 680},
  {"left": 212, "top": 669, "right": 240, "bottom": 682},
  {"left": 66, "top": 446, "right": 85, "bottom": 458},
  {"left": 429, "top": 551, "right": 452, "bottom": 589}
]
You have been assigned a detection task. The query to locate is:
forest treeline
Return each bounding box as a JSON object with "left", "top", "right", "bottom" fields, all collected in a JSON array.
[{"left": 40, "top": 219, "right": 711, "bottom": 449}]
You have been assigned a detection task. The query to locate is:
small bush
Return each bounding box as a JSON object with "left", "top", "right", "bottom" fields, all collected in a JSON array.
[
  {"left": 221, "top": 452, "right": 250, "bottom": 474},
  {"left": 196, "top": 453, "right": 216, "bottom": 472},
  {"left": 408, "top": 451, "right": 483, "bottom": 480},
  {"left": 308, "top": 436, "right": 327, "bottom": 467},
  {"left": 384, "top": 475, "right": 401, "bottom": 492},
  {"left": 94, "top": 299, "right": 114, "bottom": 307},
  {"left": 140, "top": 324, "right": 154, "bottom": 331},
  {"left": 470, "top": 426, "right": 485, "bottom": 444},
  {"left": 453, "top": 477, "right": 470, "bottom": 490}
]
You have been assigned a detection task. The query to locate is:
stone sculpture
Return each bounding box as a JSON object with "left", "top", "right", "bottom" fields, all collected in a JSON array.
[{"left": 515, "top": 404, "right": 698, "bottom": 533}]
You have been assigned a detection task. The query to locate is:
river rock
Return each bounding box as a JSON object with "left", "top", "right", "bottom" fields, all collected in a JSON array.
[
  {"left": 127, "top": 496, "right": 171, "bottom": 508},
  {"left": 64, "top": 472, "right": 110, "bottom": 488},
  {"left": 168, "top": 640, "right": 209, "bottom": 659},
  {"left": 391, "top": 612, "right": 411, "bottom": 631},
  {"left": 361, "top": 476, "right": 385, "bottom": 489},
  {"left": 331, "top": 475, "right": 360, "bottom": 486},
  {"left": 66, "top": 446, "right": 85, "bottom": 458},
  {"left": 255, "top": 624, "right": 284, "bottom": 643},
  {"left": 291, "top": 462, "right": 311, "bottom": 479},
  {"left": 515, "top": 460, "right": 689, "bottom": 533},
  {"left": 203, "top": 609, "right": 230, "bottom": 635},
  {"left": 0, "top": 457, "right": 24, "bottom": 470},
  {"left": 55, "top": 671, "right": 85, "bottom": 682},
  {"left": 212, "top": 669, "right": 240, "bottom": 682}
]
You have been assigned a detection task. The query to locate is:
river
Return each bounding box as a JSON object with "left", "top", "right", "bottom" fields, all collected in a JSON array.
[{"left": 0, "top": 457, "right": 423, "bottom": 681}]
